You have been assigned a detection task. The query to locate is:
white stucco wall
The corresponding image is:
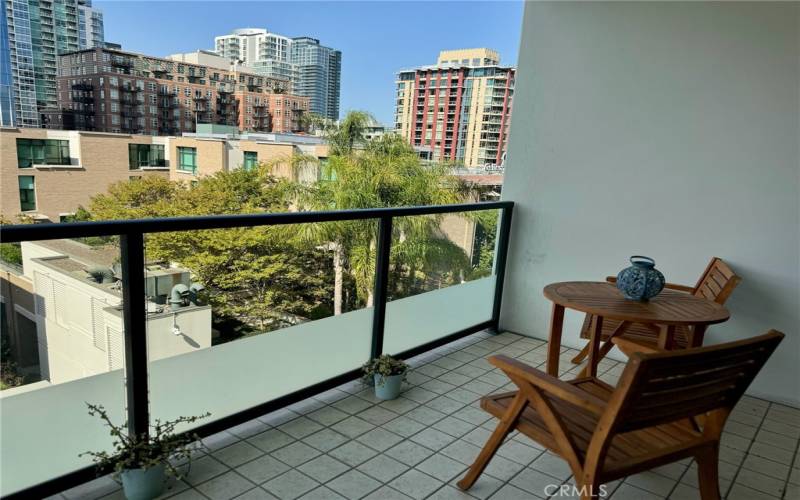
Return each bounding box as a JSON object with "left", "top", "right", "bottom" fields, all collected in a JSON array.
[{"left": 501, "top": 2, "right": 799, "bottom": 405}]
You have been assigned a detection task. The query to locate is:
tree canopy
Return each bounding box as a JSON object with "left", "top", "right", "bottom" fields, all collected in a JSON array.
[{"left": 77, "top": 111, "right": 490, "bottom": 337}]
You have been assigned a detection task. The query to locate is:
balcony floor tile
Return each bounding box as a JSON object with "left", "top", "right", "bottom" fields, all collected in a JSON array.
[{"left": 52, "top": 331, "right": 798, "bottom": 500}]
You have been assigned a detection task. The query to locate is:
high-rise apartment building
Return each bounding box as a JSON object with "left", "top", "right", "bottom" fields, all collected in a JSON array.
[
  {"left": 77, "top": 0, "right": 103, "bottom": 49},
  {"left": 290, "top": 37, "right": 341, "bottom": 121},
  {"left": 214, "top": 29, "right": 341, "bottom": 120},
  {"left": 52, "top": 47, "right": 308, "bottom": 136},
  {"left": 0, "top": 0, "right": 15, "bottom": 126},
  {"left": 394, "top": 48, "right": 515, "bottom": 167},
  {"left": 2, "top": 0, "right": 104, "bottom": 128}
]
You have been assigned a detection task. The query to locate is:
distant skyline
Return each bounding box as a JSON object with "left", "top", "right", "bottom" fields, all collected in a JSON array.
[{"left": 95, "top": 1, "right": 524, "bottom": 124}]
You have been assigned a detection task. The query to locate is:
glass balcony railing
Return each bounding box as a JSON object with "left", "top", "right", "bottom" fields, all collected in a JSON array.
[{"left": 0, "top": 201, "right": 513, "bottom": 498}]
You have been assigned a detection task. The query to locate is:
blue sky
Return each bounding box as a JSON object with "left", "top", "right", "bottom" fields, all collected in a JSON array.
[{"left": 95, "top": 1, "right": 525, "bottom": 124}]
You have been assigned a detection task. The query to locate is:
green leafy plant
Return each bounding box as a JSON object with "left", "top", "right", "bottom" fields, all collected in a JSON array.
[
  {"left": 81, "top": 403, "right": 210, "bottom": 478},
  {"left": 361, "top": 354, "right": 409, "bottom": 387}
]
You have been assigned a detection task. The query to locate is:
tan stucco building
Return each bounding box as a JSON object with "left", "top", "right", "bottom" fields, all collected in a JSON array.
[{"left": 0, "top": 128, "right": 328, "bottom": 223}]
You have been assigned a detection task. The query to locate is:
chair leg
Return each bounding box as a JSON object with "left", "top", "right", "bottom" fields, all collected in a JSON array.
[
  {"left": 457, "top": 394, "right": 526, "bottom": 490},
  {"left": 696, "top": 446, "right": 721, "bottom": 500},
  {"left": 571, "top": 344, "right": 590, "bottom": 364}
]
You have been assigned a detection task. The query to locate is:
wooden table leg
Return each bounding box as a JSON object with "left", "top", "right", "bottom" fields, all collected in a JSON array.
[
  {"left": 659, "top": 324, "right": 677, "bottom": 350},
  {"left": 689, "top": 324, "right": 708, "bottom": 348},
  {"left": 581, "top": 315, "right": 603, "bottom": 378},
  {"left": 546, "top": 303, "right": 565, "bottom": 377}
]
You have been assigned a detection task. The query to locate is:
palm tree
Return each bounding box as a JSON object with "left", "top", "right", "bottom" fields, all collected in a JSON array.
[
  {"left": 322, "top": 110, "right": 373, "bottom": 156},
  {"left": 276, "top": 119, "right": 470, "bottom": 315}
]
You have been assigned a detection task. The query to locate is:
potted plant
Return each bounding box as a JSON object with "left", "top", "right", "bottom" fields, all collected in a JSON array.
[
  {"left": 362, "top": 354, "right": 409, "bottom": 400},
  {"left": 81, "top": 403, "right": 210, "bottom": 500}
]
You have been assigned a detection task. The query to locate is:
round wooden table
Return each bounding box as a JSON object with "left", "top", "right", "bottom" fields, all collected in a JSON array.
[{"left": 543, "top": 281, "right": 730, "bottom": 377}]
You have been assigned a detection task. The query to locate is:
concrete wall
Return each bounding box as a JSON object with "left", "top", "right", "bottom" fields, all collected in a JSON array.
[{"left": 501, "top": 2, "right": 799, "bottom": 405}]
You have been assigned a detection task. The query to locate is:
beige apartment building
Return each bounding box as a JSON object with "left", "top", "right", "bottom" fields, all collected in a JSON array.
[
  {"left": 395, "top": 48, "right": 515, "bottom": 167},
  {"left": 0, "top": 128, "right": 170, "bottom": 223},
  {"left": 0, "top": 128, "right": 328, "bottom": 223}
]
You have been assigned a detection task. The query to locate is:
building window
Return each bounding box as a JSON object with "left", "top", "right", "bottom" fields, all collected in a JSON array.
[
  {"left": 16, "top": 139, "right": 70, "bottom": 168},
  {"left": 177, "top": 147, "right": 197, "bottom": 174},
  {"left": 243, "top": 151, "right": 258, "bottom": 171},
  {"left": 128, "top": 144, "right": 165, "bottom": 169},
  {"left": 18, "top": 176, "right": 36, "bottom": 211}
]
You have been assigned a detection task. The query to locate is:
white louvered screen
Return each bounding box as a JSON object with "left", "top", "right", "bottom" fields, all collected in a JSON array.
[
  {"left": 33, "top": 271, "right": 53, "bottom": 317},
  {"left": 91, "top": 298, "right": 107, "bottom": 351},
  {"left": 52, "top": 280, "right": 67, "bottom": 326},
  {"left": 106, "top": 326, "right": 123, "bottom": 370}
]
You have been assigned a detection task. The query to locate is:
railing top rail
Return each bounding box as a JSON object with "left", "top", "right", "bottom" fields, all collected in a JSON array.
[{"left": 0, "top": 201, "right": 513, "bottom": 243}]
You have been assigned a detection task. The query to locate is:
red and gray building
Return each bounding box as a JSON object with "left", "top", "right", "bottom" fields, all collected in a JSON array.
[{"left": 395, "top": 48, "right": 514, "bottom": 167}]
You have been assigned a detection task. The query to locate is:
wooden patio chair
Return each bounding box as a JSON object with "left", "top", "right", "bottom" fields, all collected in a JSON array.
[
  {"left": 571, "top": 257, "right": 741, "bottom": 364},
  {"left": 457, "top": 330, "right": 783, "bottom": 500}
]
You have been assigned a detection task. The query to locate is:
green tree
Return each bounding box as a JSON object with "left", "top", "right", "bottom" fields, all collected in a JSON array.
[
  {"left": 87, "top": 170, "right": 333, "bottom": 335},
  {"left": 321, "top": 110, "right": 373, "bottom": 156},
  {"left": 0, "top": 216, "right": 24, "bottom": 267},
  {"left": 281, "top": 126, "right": 470, "bottom": 314}
]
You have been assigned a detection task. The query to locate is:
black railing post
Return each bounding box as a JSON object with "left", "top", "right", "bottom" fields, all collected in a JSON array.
[
  {"left": 119, "top": 232, "right": 149, "bottom": 439},
  {"left": 370, "top": 217, "right": 393, "bottom": 359},
  {"left": 490, "top": 205, "right": 514, "bottom": 333}
]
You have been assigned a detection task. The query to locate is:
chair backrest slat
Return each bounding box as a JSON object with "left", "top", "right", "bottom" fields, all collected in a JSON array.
[
  {"left": 693, "top": 257, "right": 741, "bottom": 305},
  {"left": 611, "top": 331, "right": 783, "bottom": 433}
]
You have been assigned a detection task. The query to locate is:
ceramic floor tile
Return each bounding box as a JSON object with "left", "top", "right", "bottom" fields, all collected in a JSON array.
[
  {"left": 357, "top": 454, "right": 410, "bottom": 483},
  {"left": 262, "top": 470, "right": 319, "bottom": 500},
  {"left": 326, "top": 470, "right": 382, "bottom": 499},
  {"left": 195, "top": 471, "right": 255, "bottom": 500},
  {"left": 296, "top": 455, "right": 350, "bottom": 484},
  {"left": 235, "top": 454, "right": 290, "bottom": 485},
  {"left": 388, "top": 469, "right": 444, "bottom": 500},
  {"left": 270, "top": 441, "right": 321, "bottom": 468},
  {"left": 214, "top": 441, "right": 265, "bottom": 468},
  {"left": 415, "top": 453, "right": 467, "bottom": 482}
]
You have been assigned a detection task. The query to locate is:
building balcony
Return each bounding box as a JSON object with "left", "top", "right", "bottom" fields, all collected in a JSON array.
[{"left": 2, "top": 3, "right": 799, "bottom": 500}]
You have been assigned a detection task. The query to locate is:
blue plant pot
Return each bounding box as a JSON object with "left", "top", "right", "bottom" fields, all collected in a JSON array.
[
  {"left": 616, "top": 256, "right": 665, "bottom": 301},
  {"left": 120, "top": 464, "right": 166, "bottom": 500},
  {"left": 374, "top": 373, "right": 404, "bottom": 400}
]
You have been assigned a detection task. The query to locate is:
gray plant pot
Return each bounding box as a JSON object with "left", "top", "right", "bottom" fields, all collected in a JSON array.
[
  {"left": 374, "top": 373, "right": 404, "bottom": 400},
  {"left": 120, "top": 463, "right": 166, "bottom": 500}
]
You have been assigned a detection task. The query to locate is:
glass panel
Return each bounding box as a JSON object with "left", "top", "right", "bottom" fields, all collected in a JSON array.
[
  {"left": 243, "top": 151, "right": 257, "bottom": 170},
  {"left": 146, "top": 221, "right": 375, "bottom": 429},
  {"left": 128, "top": 143, "right": 138, "bottom": 169},
  {"left": 0, "top": 238, "right": 126, "bottom": 496},
  {"left": 383, "top": 209, "right": 502, "bottom": 353},
  {"left": 384, "top": 277, "right": 495, "bottom": 354},
  {"left": 16, "top": 140, "right": 32, "bottom": 168},
  {"left": 18, "top": 176, "right": 35, "bottom": 211},
  {"left": 151, "top": 144, "right": 165, "bottom": 166},
  {"left": 178, "top": 147, "right": 196, "bottom": 172}
]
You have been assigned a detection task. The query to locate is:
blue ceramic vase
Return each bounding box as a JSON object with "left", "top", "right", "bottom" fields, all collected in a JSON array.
[{"left": 616, "top": 256, "right": 665, "bottom": 301}]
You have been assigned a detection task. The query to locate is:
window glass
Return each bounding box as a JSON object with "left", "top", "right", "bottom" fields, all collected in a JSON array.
[
  {"left": 178, "top": 147, "right": 197, "bottom": 173},
  {"left": 243, "top": 151, "right": 258, "bottom": 171},
  {"left": 16, "top": 139, "right": 70, "bottom": 167},
  {"left": 18, "top": 176, "right": 36, "bottom": 211}
]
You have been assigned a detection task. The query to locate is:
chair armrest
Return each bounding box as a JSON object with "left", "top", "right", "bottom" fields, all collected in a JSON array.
[
  {"left": 609, "top": 276, "right": 694, "bottom": 293},
  {"left": 488, "top": 355, "right": 607, "bottom": 415}
]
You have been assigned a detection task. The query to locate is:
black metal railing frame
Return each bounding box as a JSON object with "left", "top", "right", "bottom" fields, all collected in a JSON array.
[{"left": 0, "top": 200, "right": 513, "bottom": 499}]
